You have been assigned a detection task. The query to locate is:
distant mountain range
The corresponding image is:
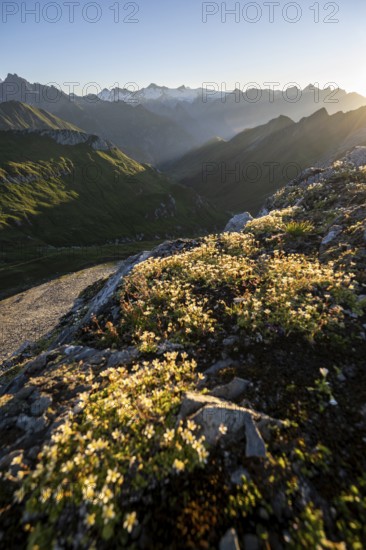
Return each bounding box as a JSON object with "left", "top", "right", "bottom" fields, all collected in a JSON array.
[
  {"left": 2, "top": 74, "right": 366, "bottom": 164},
  {"left": 0, "top": 75, "right": 198, "bottom": 164},
  {"left": 0, "top": 101, "right": 224, "bottom": 248},
  {"left": 164, "top": 106, "right": 366, "bottom": 214}
]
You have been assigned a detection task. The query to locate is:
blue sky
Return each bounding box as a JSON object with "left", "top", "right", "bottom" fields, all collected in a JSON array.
[{"left": 1, "top": 0, "right": 365, "bottom": 94}]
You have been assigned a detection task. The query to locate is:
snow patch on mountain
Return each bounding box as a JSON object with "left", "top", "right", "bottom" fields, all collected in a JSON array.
[{"left": 97, "top": 84, "right": 205, "bottom": 105}]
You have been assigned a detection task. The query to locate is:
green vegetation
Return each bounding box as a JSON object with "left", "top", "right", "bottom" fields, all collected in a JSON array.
[
  {"left": 17, "top": 353, "right": 206, "bottom": 546},
  {"left": 94, "top": 233, "right": 361, "bottom": 350},
  {"left": 0, "top": 131, "right": 222, "bottom": 248},
  {"left": 0, "top": 101, "right": 81, "bottom": 131},
  {"left": 284, "top": 220, "right": 314, "bottom": 236}
]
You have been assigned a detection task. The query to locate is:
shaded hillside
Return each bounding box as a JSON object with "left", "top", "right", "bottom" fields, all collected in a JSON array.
[
  {"left": 165, "top": 107, "right": 366, "bottom": 214},
  {"left": 0, "top": 148, "right": 365, "bottom": 549}
]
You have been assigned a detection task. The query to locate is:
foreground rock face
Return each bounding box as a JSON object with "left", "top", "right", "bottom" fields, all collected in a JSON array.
[{"left": 0, "top": 148, "right": 365, "bottom": 549}]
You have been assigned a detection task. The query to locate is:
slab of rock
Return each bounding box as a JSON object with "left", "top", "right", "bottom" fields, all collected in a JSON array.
[
  {"left": 224, "top": 212, "right": 253, "bottom": 233},
  {"left": 177, "top": 392, "right": 223, "bottom": 423},
  {"left": 219, "top": 528, "right": 241, "bottom": 550},
  {"left": 210, "top": 378, "right": 250, "bottom": 401},
  {"left": 191, "top": 402, "right": 266, "bottom": 457}
]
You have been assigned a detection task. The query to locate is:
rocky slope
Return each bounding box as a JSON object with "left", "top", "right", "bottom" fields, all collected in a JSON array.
[{"left": 0, "top": 149, "right": 365, "bottom": 549}]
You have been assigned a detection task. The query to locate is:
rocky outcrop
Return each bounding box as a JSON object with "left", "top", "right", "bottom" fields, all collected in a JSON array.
[
  {"left": 224, "top": 212, "right": 253, "bottom": 232},
  {"left": 5, "top": 128, "right": 114, "bottom": 150}
]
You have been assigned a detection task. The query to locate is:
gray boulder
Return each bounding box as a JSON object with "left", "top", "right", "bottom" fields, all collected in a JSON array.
[{"left": 224, "top": 212, "right": 253, "bottom": 233}]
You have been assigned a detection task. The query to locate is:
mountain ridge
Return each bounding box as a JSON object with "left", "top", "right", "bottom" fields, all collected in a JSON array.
[
  {"left": 165, "top": 106, "right": 366, "bottom": 213},
  {"left": 2, "top": 75, "right": 366, "bottom": 165}
]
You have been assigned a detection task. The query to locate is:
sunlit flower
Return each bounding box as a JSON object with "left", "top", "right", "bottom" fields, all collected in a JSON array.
[
  {"left": 123, "top": 511, "right": 138, "bottom": 533},
  {"left": 173, "top": 459, "right": 185, "bottom": 472}
]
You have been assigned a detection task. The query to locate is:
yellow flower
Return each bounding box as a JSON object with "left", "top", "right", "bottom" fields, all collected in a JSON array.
[
  {"left": 40, "top": 487, "right": 52, "bottom": 503},
  {"left": 85, "top": 513, "right": 96, "bottom": 527},
  {"left": 219, "top": 423, "right": 228, "bottom": 435},
  {"left": 106, "top": 469, "right": 123, "bottom": 485},
  {"left": 123, "top": 511, "right": 138, "bottom": 533},
  {"left": 11, "top": 455, "right": 23, "bottom": 466},
  {"left": 144, "top": 425, "right": 155, "bottom": 439},
  {"left": 103, "top": 504, "right": 116, "bottom": 521},
  {"left": 173, "top": 459, "right": 185, "bottom": 472},
  {"left": 163, "top": 429, "right": 175, "bottom": 444}
]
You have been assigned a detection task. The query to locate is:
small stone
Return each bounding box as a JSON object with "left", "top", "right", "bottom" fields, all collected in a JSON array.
[
  {"left": 321, "top": 226, "right": 342, "bottom": 246},
  {"left": 157, "top": 341, "right": 184, "bottom": 355},
  {"left": 30, "top": 395, "right": 52, "bottom": 416},
  {"left": 16, "top": 414, "right": 47, "bottom": 433},
  {"left": 64, "top": 345, "right": 84, "bottom": 356},
  {"left": 15, "top": 386, "right": 36, "bottom": 401},
  {"left": 259, "top": 507, "right": 270, "bottom": 521},
  {"left": 190, "top": 400, "right": 266, "bottom": 457},
  {"left": 88, "top": 353, "right": 107, "bottom": 366},
  {"left": 25, "top": 352, "right": 49, "bottom": 375},
  {"left": 222, "top": 336, "right": 239, "bottom": 348},
  {"left": 219, "top": 528, "right": 240, "bottom": 550},
  {"left": 211, "top": 378, "right": 250, "bottom": 401}
]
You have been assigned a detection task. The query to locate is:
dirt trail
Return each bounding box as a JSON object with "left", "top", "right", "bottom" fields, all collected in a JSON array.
[{"left": 0, "top": 263, "right": 118, "bottom": 364}]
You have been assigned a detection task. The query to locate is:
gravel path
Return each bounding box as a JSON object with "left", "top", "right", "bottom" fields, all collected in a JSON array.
[{"left": 0, "top": 262, "right": 118, "bottom": 364}]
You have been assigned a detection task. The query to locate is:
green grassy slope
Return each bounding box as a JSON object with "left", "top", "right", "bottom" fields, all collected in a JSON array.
[
  {"left": 0, "top": 131, "right": 224, "bottom": 247},
  {"left": 0, "top": 101, "right": 81, "bottom": 131}
]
